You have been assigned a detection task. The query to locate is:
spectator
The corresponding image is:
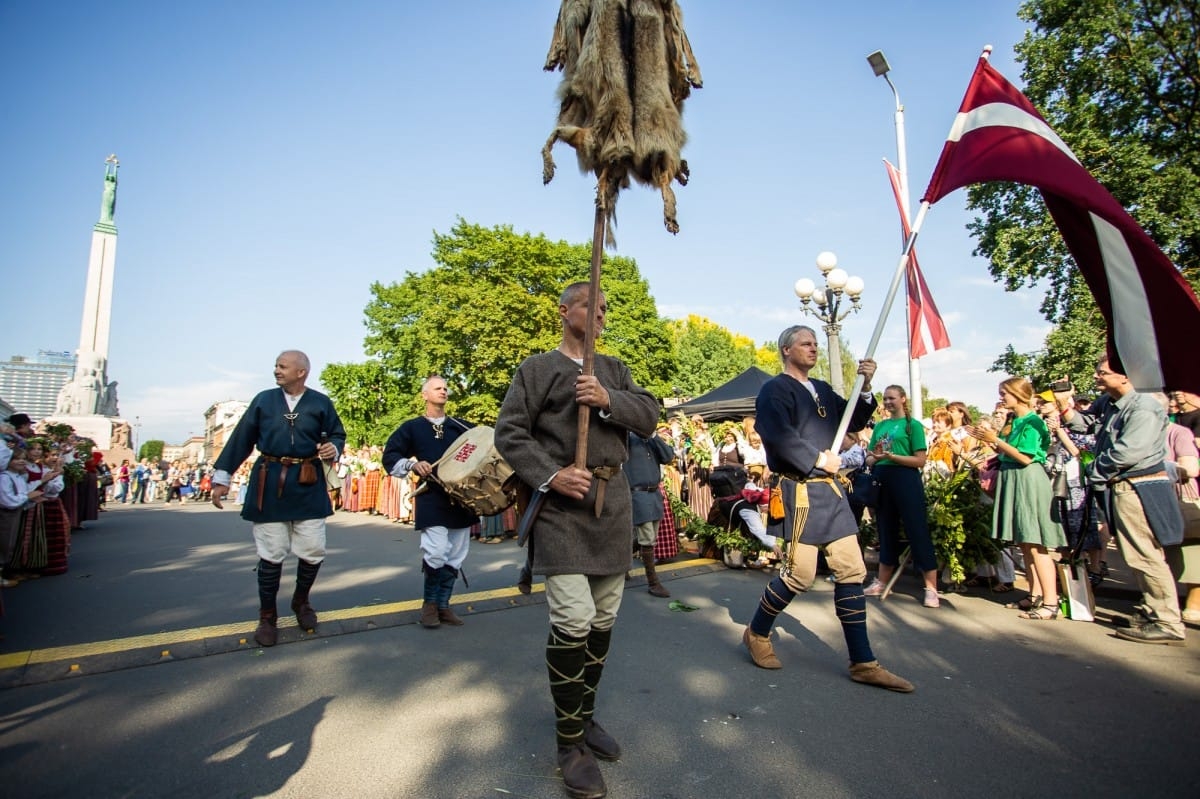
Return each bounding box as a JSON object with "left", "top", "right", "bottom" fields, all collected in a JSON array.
[
  {"left": 970, "top": 378, "right": 1066, "bottom": 620},
  {"left": 862, "top": 385, "right": 938, "bottom": 607}
]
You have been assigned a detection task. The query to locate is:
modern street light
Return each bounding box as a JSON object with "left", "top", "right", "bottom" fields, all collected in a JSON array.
[
  {"left": 133, "top": 415, "right": 141, "bottom": 457},
  {"left": 867, "top": 49, "right": 922, "bottom": 411},
  {"left": 794, "top": 251, "right": 865, "bottom": 396}
]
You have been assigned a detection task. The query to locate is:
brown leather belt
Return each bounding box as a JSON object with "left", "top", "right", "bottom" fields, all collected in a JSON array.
[
  {"left": 255, "top": 454, "right": 318, "bottom": 511},
  {"left": 591, "top": 465, "right": 621, "bottom": 518}
]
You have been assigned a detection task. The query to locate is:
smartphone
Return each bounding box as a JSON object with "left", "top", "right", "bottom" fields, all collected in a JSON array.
[{"left": 1049, "top": 380, "right": 1072, "bottom": 392}]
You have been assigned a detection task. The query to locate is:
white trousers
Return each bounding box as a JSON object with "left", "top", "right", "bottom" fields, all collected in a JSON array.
[
  {"left": 545, "top": 573, "right": 625, "bottom": 638},
  {"left": 253, "top": 518, "right": 327, "bottom": 563},
  {"left": 420, "top": 525, "right": 471, "bottom": 570}
]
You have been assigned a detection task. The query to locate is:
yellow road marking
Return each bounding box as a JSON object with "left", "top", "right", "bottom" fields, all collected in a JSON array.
[{"left": 0, "top": 559, "right": 719, "bottom": 672}]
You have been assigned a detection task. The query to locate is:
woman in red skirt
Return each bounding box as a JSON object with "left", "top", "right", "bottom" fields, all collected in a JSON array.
[{"left": 36, "top": 449, "right": 71, "bottom": 575}]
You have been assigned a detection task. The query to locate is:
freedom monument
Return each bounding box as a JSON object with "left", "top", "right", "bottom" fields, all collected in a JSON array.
[{"left": 49, "top": 155, "right": 133, "bottom": 459}]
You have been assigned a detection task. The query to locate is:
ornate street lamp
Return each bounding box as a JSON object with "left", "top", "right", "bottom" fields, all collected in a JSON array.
[{"left": 794, "top": 251, "right": 865, "bottom": 396}]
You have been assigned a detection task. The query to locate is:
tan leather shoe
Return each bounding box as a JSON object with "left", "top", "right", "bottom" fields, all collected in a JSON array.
[
  {"left": 849, "top": 660, "right": 914, "bottom": 692},
  {"left": 438, "top": 606, "right": 465, "bottom": 626},
  {"left": 420, "top": 601, "right": 441, "bottom": 628},
  {"left": 742, "top": 625, "right": 782, "bottom": 669}
]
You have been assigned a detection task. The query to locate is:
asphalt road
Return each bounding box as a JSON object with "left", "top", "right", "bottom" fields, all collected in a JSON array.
[{"left": 0, "top": 503, "right": 1196, "bottom": 799}]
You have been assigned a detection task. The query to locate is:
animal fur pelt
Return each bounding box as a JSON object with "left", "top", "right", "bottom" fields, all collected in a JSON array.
[{"left": 542, "top": 0, "right": 702, "bottom": 244}]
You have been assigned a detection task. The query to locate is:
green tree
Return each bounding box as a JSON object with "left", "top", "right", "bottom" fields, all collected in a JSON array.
[
  {"left": 967, "top": 1, "right": 1200, "bottom": 368},
  {"left": 668, "top": 315, "right": 760, "bottom": 396},
  {"left": 320, "top": 360, "right": 411, "bottom": 449},
  {"left": 360, "top": 219, "right": 674, "bottom": 425},
  {"left": 139, "top": 440, "right": 164, "bottom": 462}
]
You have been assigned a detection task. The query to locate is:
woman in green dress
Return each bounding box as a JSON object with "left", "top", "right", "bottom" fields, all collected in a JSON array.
[{"left": 970, "top": 377, "right": 1066, "bottom": 619}]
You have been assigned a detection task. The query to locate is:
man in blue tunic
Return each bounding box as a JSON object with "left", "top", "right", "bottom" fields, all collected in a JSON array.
[
  {"left": 382, "top": 375, "right": 477, "bottom": 629},
  {"left": 211, "top": 350, "right": 345, "bottom": 647},
  {"left": 742, "top": 325, "right": 913, "bottom": 692}
]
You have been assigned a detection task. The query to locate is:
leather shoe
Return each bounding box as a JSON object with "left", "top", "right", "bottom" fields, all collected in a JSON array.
[
  {"left": 438, "top": 606, "right": 465, "bottom": 626},
  {"left": 583, "top": 719, "right": 620, "bottom": 761},
  {"left": 420, "top": 601, "right": 441, "bottom": 628},
  {"left": 1115, "top": 622, "right": 1185, "bottom": 646},
  {"left": 291, "top": 597, "right": 318, "bottom": 632},
  {"left": 849, "top": 660, "right": 915, "bottom": 693},
  {"left": 743, "top": 625, "right": 782, "bottom": 669},
  {"left": 254, "top": 610, "right": 278, "bottom": 647},
  {"left": 557, "top": 742, "right": 606, "bottom": 799}
]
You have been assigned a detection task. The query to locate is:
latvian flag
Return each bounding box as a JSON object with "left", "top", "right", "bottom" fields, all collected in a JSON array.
[
  {"left": 922, "top": 52, "right": 1200, "bottom": 393},
  {"left": 885, "top": 159, "right": 951, "bottom": 358}
]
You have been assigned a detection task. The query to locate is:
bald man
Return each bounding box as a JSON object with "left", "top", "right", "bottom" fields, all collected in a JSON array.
[{"left": 212, "top": 350, "right": 346, "bottom": 647}]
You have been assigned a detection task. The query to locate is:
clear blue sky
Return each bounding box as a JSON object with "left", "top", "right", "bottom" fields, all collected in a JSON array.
[{"left": 0, "top": 1, "right": 1047, "bottom": 445}]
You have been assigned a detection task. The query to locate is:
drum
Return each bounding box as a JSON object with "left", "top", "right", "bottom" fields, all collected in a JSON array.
[{"left": 432, "top": 426, "right": 519, "bottom": 515}]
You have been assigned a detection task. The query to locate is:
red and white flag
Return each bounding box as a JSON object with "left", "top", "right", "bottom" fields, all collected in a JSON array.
[
  {"left": 885, "top": 159, "right": 951, "bottom": 358},
  {"left": 922, "top": 54, "right": 1200, "bottom": 393}
]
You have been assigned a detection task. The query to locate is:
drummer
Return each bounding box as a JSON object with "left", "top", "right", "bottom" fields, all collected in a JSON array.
[{"left": 382, "top": 375, "right": 477, "bottom": 629}]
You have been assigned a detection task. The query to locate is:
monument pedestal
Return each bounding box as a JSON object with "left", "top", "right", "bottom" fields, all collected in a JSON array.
[{"left": 45, "top": 415, "right": 133, "bottom": 463}]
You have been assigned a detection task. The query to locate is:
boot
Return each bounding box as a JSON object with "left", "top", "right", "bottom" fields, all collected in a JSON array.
[
  {"left": 291, "top": 590, "right": 318, "bottom": 633},
  {"left": 517, "top": 563, "right": 532, "bottom": 595},
  {"left": 742, "top": 625, "right": 782, "bottom": 669},
  {"left": 640, "top": 545, "right": 669, "bottom": 597},
  {"left": 436, "top": 565, "right": 461, "bottom": 624},
  {"left": 849, "top": 660, "right": 915, "bottom": 693},
  {"left": 420, "top": 601, "right": 441, "bottom": 628},
  {"left": 438, "top": 606, "right": 465, "bottom": 626},
  {"left": 556, "top": 742, "right": 606, "bottom": 799},
  {"left": 255, "top": 610, "right": 278, "bottom": 647}
]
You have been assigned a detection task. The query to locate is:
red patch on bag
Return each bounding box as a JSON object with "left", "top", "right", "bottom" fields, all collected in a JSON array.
[{"left": 453, "top": 444, "right": 476, "bottom": 463}]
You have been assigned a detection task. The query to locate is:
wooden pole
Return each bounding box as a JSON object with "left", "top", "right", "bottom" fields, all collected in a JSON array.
[{"left": 574, "top": 199, "right": 607, "bottom": 469}]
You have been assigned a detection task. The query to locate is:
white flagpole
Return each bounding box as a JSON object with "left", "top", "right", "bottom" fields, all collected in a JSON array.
[{"left": 831, "top": 201, "right": 932, "bottom": 450}]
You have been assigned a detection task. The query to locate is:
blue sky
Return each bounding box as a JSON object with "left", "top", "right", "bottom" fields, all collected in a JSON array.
[{"left": 0, "top": 1, "right": 1048, "bottom": 445}]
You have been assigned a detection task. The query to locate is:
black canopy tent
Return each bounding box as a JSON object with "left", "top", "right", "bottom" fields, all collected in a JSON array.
[{"left": 669, "top": 366, "right": 775, "bottom": 422}]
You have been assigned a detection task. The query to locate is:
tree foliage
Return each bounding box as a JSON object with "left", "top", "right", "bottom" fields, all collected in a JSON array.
[
  {"left": 320, "top": 360, "right": 411, "bottom": 449},
  {"left": 667, "top": 315, "right": 762, "bottom": 397},
  {"left": 355, "top": 219, "right": 674, "bottom": 426},
  {"left": 139, "top": 440, "right": 164, "bottom": 462},
  {"left": 967, "top": 0, "right": 1200, "bottom": 369}
]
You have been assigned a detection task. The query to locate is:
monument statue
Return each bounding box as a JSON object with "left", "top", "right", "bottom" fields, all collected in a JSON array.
[
  {"left": 54, "top": 351, "right": 107, "bottom": 416},
  {"left": 101, "top": 381, "right": 120, "bottom": 417},
  {"left": 99, "top": 155, "right": 119, "bottom": 225}
]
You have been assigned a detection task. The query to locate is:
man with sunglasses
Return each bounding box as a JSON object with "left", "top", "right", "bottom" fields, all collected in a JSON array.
[
  {"left": 1056, "top": 357, "right": 1185, "bottom": 644},
  {"left": 741, "top": 325, "right": 913, "bottom": 692}
]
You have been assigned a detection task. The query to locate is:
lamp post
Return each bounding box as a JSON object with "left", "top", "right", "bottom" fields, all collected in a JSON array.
[
  {"left": 868, "top": 49, "right": 922, "bottom": 412},
  {"left": 133, "top": 415, "right": 141, "bottom": 458},
  {"left": 794, "top": 251, "right": 865, "bottom": 396}
]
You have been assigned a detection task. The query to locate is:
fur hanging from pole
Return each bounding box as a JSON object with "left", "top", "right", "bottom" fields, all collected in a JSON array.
[{"left": 542, "top": 0, "right": 702, "bottom": 245}]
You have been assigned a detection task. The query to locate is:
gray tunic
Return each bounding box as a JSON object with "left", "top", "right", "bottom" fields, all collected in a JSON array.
[{"left": 495, "top": 350, "right": 659, "bottom": 576}]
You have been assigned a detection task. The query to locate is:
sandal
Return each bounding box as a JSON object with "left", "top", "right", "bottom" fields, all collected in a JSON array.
[
  {"left": 1005, "top": 594, "right": 1041, "bottom": 611},
  {"left": 1018, "top": 604, "right": 1059, "bottom": 620},
  {"left": 991, "top": 582, "right": 1014, "bottom": 594},
  {"left": 962, "top": 576, "right": 987, "bottom": 588}
]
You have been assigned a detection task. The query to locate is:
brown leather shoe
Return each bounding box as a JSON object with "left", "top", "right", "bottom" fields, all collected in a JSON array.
[
  {"left": 557, "top": 742, "right": 606, "bottom": 799},
  {"left": 291, "top": 596, "right": 318, "bottom": 632},
  {"left": 254, "top": 610, "right": 278, "bottom": 647},
  {"left": 438, "top": 606, "right": 465, "bottom": 626},
  {"left": 647, "top": 580, "right": 670, "bottom": 598},
  {"left": 420, "top": 601, "right": 441, "bottom": 628},
  {"left": 849, "top": 660, "right": 915, "bottom": 692},
  {"left": 742, "top": 625, "right": 782, "bottom": 669},
  {"left": 583, "top": 719, "right": 621, "bottom": 761}
]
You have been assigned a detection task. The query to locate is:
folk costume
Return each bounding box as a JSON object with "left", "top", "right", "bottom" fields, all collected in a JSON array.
[
  {"left": 622, "top": 432, "right": 675, "bottom": 597},
  {"left": 495, "top": 349, "right": 658, "bottom": 781},
  {"left": 213, "top": 386, "right": 345, "bottom": 646},
  {"left": 743, "top": 373, "right": 913, "bottom": 692},
  {"left": 382, "top": 415, "right": 476, "bottom": 627}
]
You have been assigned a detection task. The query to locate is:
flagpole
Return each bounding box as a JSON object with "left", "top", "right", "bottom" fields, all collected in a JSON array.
[{"left": 831, "top": 201, "right": 932, "bottom": 450}]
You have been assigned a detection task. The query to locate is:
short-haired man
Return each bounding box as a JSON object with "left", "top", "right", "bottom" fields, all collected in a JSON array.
[
  {"left": 495, "top": 282, "right": 659, "bottom": 799},
  {"left": 742, "top": 325, "right": 913, "bottom": 692},
  {"left": 381, "top": 375, "right": 476, "bottom": 629},
  {"left": 1059, "top": 357, "right": 1186, "bottom": 644},
  {"left": 211, "top": 350, "right": 345, "bottom": 647}
]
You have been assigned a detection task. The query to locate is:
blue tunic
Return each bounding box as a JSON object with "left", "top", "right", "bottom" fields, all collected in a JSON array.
[
  {"left": 214, "top": 388, "right": 346, "bottom": 524},
  {"left": 382, "top": 417, "right": 478, "bottom": 530},
  {"left": 755, "top": 374, "right": 876, "bottom": 545}
]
